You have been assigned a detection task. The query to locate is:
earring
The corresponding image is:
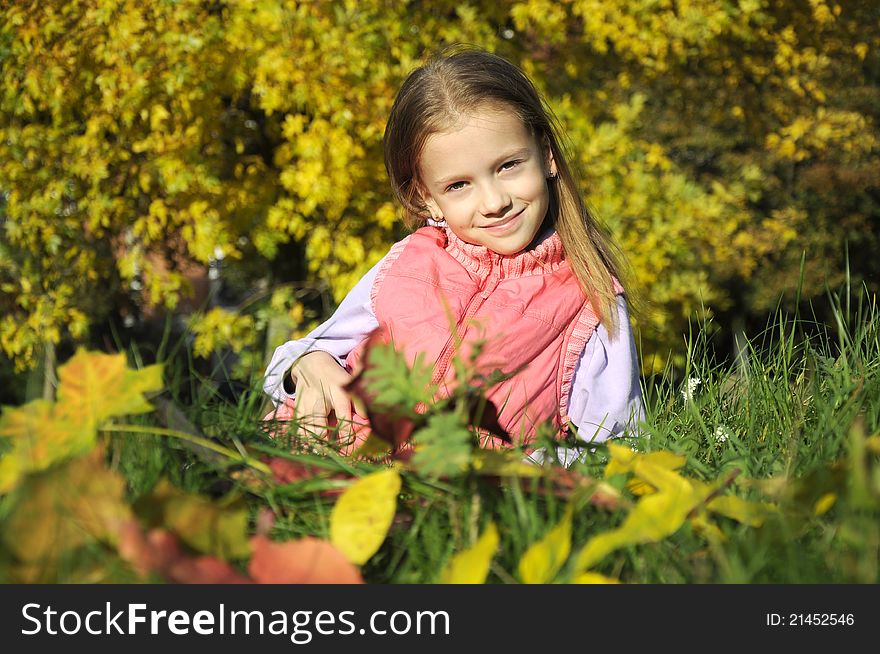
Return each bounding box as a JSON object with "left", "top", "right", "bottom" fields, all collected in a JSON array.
[{"left": 547, "top": 171, "right": 558, "bottom": 180}]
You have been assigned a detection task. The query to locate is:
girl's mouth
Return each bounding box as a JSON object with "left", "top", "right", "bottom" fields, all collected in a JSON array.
[{"left": 481, "top": 208, "right": 523, "bottom": 232}]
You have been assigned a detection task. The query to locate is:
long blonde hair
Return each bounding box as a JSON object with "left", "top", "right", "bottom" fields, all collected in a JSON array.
[{"left": 383, "top": 46, "right": 636, "bottom": 336}]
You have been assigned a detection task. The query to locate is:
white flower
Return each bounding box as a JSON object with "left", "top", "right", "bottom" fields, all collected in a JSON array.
[
  {"left": 681, "top": 376, "right": 702, "bottom": 401},
  {"left": 714, "top": 425, "right": 731, "bottom": 444}
]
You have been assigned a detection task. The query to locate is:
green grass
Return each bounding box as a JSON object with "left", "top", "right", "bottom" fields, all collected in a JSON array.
[{"left": 97, "top": 281, "right": 880, "bottom": 583}]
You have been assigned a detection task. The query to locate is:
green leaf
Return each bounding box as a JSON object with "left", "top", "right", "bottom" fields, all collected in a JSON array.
[
  {"left": 362, "top": 342, "right": 435, "bottom": 409},
  {"left": 411, "top": 413, "right": 472, "bottom": 479}
]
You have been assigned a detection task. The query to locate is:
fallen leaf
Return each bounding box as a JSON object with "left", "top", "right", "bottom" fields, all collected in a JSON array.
[
  {"left": 56, "top": 348, "right": 163, "bottom": 429},
  {"left": 329, "top": 468, "right": 401, "bottom": 565},
  {"left": 132, "top": 480, "right": 251, "bottom": 559},
  {"left": 572, "top": 571, "right": 621, "bottom": 584},
  {"left": 2, "top": 451, "right": 132, "bottom": 578},
  {"left": 706, "top": 495, "right": 776, "bottom": 527},
  {"left": 574, "top": 480, "right": 711, "bottom": 573},
  {"left": 0, "top": 400, "right": 90, "bottom": 492},
  {"left": 518, "top": 505, "right": 574, "bottom": 584},
  {"left": 249, "top": 535, "right": 363, "bottom": 584},
  {"left": 119, "top": 522, "right": 250, "bottom": 584},
  {"left": 439, "top": 522, "right": 499, "bottom": 584}
]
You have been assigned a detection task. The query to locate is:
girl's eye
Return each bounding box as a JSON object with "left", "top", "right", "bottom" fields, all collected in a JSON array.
[
  {"left": 500, "top": 160, "right": 521, "bottom": 171},
  {"left": 446, "top": 181, "right": 466, "bottom": 192}
]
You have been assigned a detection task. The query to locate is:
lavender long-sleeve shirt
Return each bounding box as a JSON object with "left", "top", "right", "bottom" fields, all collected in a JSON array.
[{"left": 264, "top": 255, "right": 644, "bottom": 464}]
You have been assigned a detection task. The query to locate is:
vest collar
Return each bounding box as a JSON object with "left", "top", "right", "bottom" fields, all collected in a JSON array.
[{"left": 442, "top": 225, "right": 567, "bottom": 278}]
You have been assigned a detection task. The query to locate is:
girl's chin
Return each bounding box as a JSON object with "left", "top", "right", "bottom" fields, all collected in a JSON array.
[
  {"left": 480, "top": 234, "right": 535, "bottom": 256},
  {"left": 451, "top": 225, "right": 538, "bottom": 255}
]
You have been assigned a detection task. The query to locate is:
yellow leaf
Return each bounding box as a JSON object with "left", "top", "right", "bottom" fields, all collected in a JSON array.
[
  {"left": 518, "top": 506, "right": 573, "bottom": 584},
  {"left": 813, "top": 492, "right": 837, "bottom": 516},
  {"left": 148, "top": 480, "right": 252, "bottom": 560},
  {"left": 603, "top": 442, "right": 637, "bottom": 476},
  {"left": 627, "top": 477, "right": 658, "bottom": 496},
  {"left": 0, "top": 399, "right": 91, "bottom": 493},
  {"left": 605, "top": 444, "right": 686, "bottom": 478},
  {"left": 330, "top": 469, "right": 401, "bottom": 565},
  {"left": 56, "top": 349, "right": 163, "bottom": 429},
  {"left": 1, "top": 451, "right": 131, "bottom": 581},
  {"left": 632, "top": 459, "right": 695, "bottom": 495},
  {"left": 690, "top": 513, "right": 727, "bottom": 543},
  {"left": 471, "top": 449, "right": 543, "bottom": 477},
  {"left": 574, "top": 480, "right": 711, "bottom": 573},
  {"left": 0, "top": 455, "right": 22, "bottom": 494},
  {"left": 573, "top": 571, "right": 621, "bottom": 584},
  {"left": 707, "top": 495, "right": 776, "bottom": 527},
  {"left": 440, "top": 522, "right": 499, "bottom": 584}
]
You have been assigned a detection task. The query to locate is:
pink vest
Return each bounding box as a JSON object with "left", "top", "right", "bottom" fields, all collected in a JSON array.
[{"left": 346, "top": 226, "right": 623, "bottom": 449}]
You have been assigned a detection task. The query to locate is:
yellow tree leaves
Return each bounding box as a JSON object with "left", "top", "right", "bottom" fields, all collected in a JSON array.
[
  {"left": 3, "top": 1, "right": 877, "bottom": 372},
  {"left": 188, "top": 307, "right": 257, "bottom": 360}
]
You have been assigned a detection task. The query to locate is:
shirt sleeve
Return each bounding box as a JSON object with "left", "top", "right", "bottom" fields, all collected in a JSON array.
[
  {"left": 529, "top": 295, "right": 644, "bottom": 467},
  {"left": 262, "top": 258, "right": 382, "bottom": 406},
  {"left": 568, "top": 294, "right": 644, "bottom": 440}
]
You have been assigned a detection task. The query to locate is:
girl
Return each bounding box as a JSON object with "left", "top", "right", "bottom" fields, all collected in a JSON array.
[{"left": 263, "top": 48, "right": 643, "bottom": 465}]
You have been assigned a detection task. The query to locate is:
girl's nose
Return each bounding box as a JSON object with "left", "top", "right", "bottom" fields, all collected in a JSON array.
[{"left": 479, "top": 182, "right": 512, "bottom": 217}]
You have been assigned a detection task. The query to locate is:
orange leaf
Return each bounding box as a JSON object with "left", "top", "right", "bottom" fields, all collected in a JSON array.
[
  {"left": 118, "top": 522, "right": 251, "bottom": 584},
  {"left": 248, "top": 535, "right": 363, "bottom": 584}
]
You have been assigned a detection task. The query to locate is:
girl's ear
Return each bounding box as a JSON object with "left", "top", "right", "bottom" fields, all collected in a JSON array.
[
  {"left": 417, "top": 182, "right": 444, "bottom": 222},
  {"left": 543, "top": 137, "right": 558, "bottom": 178}
]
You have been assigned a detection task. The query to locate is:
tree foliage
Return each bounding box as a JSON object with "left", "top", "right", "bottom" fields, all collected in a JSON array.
[{"left": 1, "top": 0, "right": 877, "bottom": 372}]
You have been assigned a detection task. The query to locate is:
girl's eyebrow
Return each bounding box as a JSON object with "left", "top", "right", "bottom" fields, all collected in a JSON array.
[
  {"left": 432, "top": 147, "right": 533, "bottom": 187},
  {"left": 495, "top": 147, "right": 532, "bottom": 164}
]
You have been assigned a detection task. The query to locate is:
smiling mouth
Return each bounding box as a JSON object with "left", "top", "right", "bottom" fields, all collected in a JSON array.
[{"left": 482, "top": 209, "right": 523, "bottom": 230}]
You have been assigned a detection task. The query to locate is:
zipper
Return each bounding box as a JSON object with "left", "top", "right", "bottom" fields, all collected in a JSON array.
[{"left": 431, "top": 254, "right": 502, "bottom": 386}]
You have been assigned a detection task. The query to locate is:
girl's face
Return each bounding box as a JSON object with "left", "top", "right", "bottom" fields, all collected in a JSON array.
[{"left": 418, "top": 105, "right": 556, "bottom": 256}]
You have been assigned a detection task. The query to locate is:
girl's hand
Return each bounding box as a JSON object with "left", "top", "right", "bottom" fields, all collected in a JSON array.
[{"left": 288, "top": 351, "right": 355, "bottom": 443}]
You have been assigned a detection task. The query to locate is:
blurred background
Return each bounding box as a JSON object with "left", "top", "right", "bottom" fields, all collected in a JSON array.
[{"left": 1, "top": 0, "right": 877, "bottom": 404}]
